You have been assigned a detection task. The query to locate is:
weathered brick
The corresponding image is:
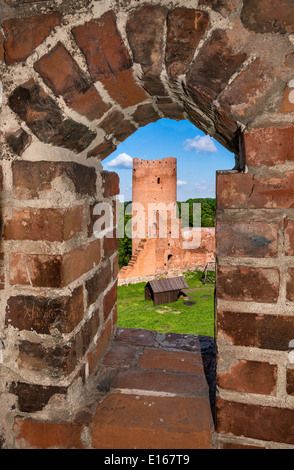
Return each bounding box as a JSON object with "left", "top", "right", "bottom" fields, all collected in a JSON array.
[
  {"left": 132, "top": 103, "right": 160, "bottom": 127},
  {"left": 217, "top": 265, "right": 280, "bottom": 303},
  {"left": 115, "top": 327, "right": 157, "bottom": 347},
  {"left": 3, "top": 12, "right": 61, "bottom": 65},
  {"left": 217, "top": 359, "right": 277, "bottom": 395},
  {"left": 126, "top": 4, "right": 168, "bottom": 76},
  {"left": 87, "top": 319, "right": 112, "bottom": 375},
  {"left": 220, "top": 59, "right": 271, "bottom": 118},
  {"left": 76, "top": 308, "right": 100, "bottom": 358},
  {"left": 102, "top": 170, "right": 120, "bottom": 197},
  {"left": 0, "top": 30, "right": 4, "bottom": 62},
  {"left": 103, "top": 281, "right": 117, "bottom": 321},
  {"left": 6, "top": 285, "right": 84, "bottom": 334},
  {"left": 85, "top": 260, "right": 111, "bottom": 307},
  {"left": 102, "top": 343, "right": 138, "bottom": 369},
  {"left": 4, "top": 206, "right": 83, "bottom": 241},
  {"left": 62, "top": 239, "right": 101, "bottom": 286},
  {"left": 285, "top": 220, "right": 294, "bottom": 256},
  {"left": 34, "top": 42, "right": 110, "bottom": 120},
  {"left": 9, "top": 80, "right": 96, "bottom": 153},
  {"left": 165, "top": 8, "right": 210, "bottom": 77},
  {"left": 216, "top": 398, "right": 294, "bottom": 445},
  {"left": 10, "top": 382, "right": 67, "bottom": 413},
  {"left": 286, "top": 268, "right": 294, "bottom": 301},
  {"left": 217, "top": 311, "right": 294, "bottom": 350},
  {"left": 280, "top": 86, "right": 294, "bottom": 114},
  {"left": 138, "top": 349, "right": 205, "bottom": 374},
  {"left": 72, "top": 11, "right": 132, "bottom": 82},
  {"left": 90, "top": 393, "right": 211, "bottom": 449},
  {"left": 199, "top": 0, "right": 237, "bottom": 11},
  {"left": 221, "top": 441, "right": 266, "bottom": 449},
  {"left": 216, "top": 171, "right": 294, "bottom": 209},
  {"left": 157, "top": 102, "right": 185, "bottom": 120},
  {"left": 18, "top": 340, "right": 78, "bottom": 377},
  {"left": 13, "top": 419, "right": 84, "bottom": 449},
  {"left": 12, "top": 161, "right": 96, "bottom": 199},
  {"left": 241, "top": 0, "right": 294, "bottom": 34},
  {"left": 101, "top": 68, "right": 147, "bottom": 108},
  {"left": 103, "top": 234, "right": 118, "bottom": 259},
  {"left": 186, "top": 30, "right": 246, "bottom": 102},
  {"left": 87, "top": 139, "right": 117, "bottom": 160},
  {"left": 9, "top": 253, "right": 30, "bottom": 285},
  {"left": 244, "top": 126, "right": 294, "bottom": 167},
  {"left": 5, "top": 128, "right": 31, "bottom": 155},
  {"left": 100, "top": 109, "right": 136, "bottom": 143},
  {"left": 216, "top": 221, "right": 279, "bottom": 258}
]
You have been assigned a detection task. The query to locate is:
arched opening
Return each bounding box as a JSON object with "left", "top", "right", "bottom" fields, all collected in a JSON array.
[{"left": 1, "top": 0, "right": 294, "bottom": 450}]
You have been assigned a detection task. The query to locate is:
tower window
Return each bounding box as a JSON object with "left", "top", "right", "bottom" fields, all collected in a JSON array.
[{"left": 157, "top": 177, "right": 160, "bottom": 184}]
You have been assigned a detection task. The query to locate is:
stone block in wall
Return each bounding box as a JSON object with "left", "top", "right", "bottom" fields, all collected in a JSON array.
[
  {"left": 85, "top": 260, "right": 111, "bottom": 307},
  {"left": 103, "top": 281, "right": 117, "bottom": 322},
  {"left": 100, "top": 109, "right": 136, "bottom": 143},
  {"left": 102, "top": 170, "right": 120, "bottom": 197},
  {"left": 12, "top": 161, "right": 97, "bottom": 199},
  {"left": 4, "top": 207, "right": 84, "bottom": 242},
  {"left": 34, "top": 42, "right": 111, "bottom": 120},
  {"left": 217, "top": 311, "right": 294, "bottom": 350},
  {"left": 217, "top": 265, "right": 280, "bottom": 303},
  {"left": 9, "top": 80, "right": 96, "bottom": 153},
  {"left": 3, "top": 12, "right": 61, "bottom": 65},
  {"left": 72, "top": 11, "right": 132, "bottom": 82},
  {"left": 9, "top": 382, "right": 67, "bottom": 413}
]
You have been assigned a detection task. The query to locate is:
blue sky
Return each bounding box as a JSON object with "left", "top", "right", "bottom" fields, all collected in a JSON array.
[{"left": 102, "top": 118, "right": 234, "bottom": 202}]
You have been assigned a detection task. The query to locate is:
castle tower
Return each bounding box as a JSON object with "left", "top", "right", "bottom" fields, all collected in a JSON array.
[{"left": 131, "top": 157, "right": 177, "bottom": 253}]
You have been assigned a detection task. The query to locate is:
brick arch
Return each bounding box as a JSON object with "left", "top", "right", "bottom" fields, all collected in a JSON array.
[{"left": 1, "top": 0, "right": 294, "bottom": 449}]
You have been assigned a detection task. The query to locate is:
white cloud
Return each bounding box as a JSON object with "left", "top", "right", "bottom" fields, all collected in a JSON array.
[
  {"left": 107, "top": 153, "right": 133, "bottom": 169},
  {"left": 184, "top": 135, "right": 217, "bottom": 153},
  {"left": 177, "top": 180, "right": 187, "bottom": 186}
]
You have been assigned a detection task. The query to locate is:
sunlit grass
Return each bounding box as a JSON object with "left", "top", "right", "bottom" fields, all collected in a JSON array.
[{"left": 117, "top": 271, "right": 215, "bottom": 337}]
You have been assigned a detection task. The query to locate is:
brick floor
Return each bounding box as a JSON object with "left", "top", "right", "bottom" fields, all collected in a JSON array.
[{"left": 13, "top": 328, "right": 215, "bottom": 449}]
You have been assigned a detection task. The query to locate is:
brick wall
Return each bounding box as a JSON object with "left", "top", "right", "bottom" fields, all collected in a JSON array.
[{"left": 215, "top": 126, "right": 294, "bottom": 448}]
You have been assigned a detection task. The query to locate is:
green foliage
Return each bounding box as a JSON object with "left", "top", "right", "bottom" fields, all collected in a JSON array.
[
  {"left": 118, "top": 202, "right": 132, "bottom": 269},
  {"left": 177, "top": 198, "right": 216, "bottom": 228}
]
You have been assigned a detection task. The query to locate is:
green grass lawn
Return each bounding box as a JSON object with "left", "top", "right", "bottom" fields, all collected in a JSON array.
[{"left": 117, "top": 271, "right": 215, "bottom": 337}]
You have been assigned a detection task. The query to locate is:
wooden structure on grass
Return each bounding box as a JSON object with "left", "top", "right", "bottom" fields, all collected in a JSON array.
[{"left": 145, "top": 276, "right": 188, "bottom": 306}]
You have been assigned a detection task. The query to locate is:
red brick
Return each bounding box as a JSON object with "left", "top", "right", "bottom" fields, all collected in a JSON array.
[
  {"left": 286, "top": 268, "right": 294, "bottom": 301},
  {"left": 285, "top": 220, "right": 294, "bottom": 256},
  {"left": 217, "top": 311, "right": 294, "bottom": 350},
  {"left": 87, "top": 139, "right": 116, "bottom": 160},
  {"left": 126, "top": 4, "right": 168, "bottom": 76},
  {"left": 132, "top": 103, "right": 160, "bottom": 127},
  {"left": 34, "top": 43, "right": 110, "bottom": 120},
  {"left": 220, "top": 59, "right": 271, "bottom": 118},
  {"left": 3, "top": 12, "right": 61, "bottom": 65},
  {"left": 87, "top": 319, "right": 112, "bottom": 375},
  {"left": 18, "top": 339, "right": 78, "bottom": 377},
  {"left": 100, "top": 109, "right": 136, "bottom": 143},
  {"left": 102, "top": 343, "right": 138, "bottom": 368},
  {"left": 103, "top": 234, "right": 118, "bottom": 259},
  {"left": 244, "top": 126, "right": 294, "bottom": 167},
  {"left": 216, "top": 171, "right": 294, "bottom": 209},
  {"left": 6, "top": 285, "right": 84, "bottom": 334},
  {"left": 217, "top": 359, "right": 277, "bottom": 395},
  {"left": 287, "top": 366, "right": 294, "bottom": 395},
  {"left": 186, "top": 30, "right": 246, "bottom": 101},
  {"left": 4, "top": 206, "right": 83, "bottom": 242},
  {"left": 241, "top": 0, "right": 294, "bottom": 34},
  {"left": 62, "top": 239, "right": 101, "bottom": 286},
  {"left": 5, "top": 128, "right": 31, "bottom": 155},
  {"left": 85, "top": 260, "right": 111, "bottom": 307},
  {"left": 216, "top": 398, "right": 294, "bottom": 444},
  {"left": 101, "top": 68, "right": 147, "bottom": 108},
  {"left": 9, "top": 253, "right": 30, "bottom": 285},
  {"left": 90, "top": 393, "right": 211, "bottom": 449},
  {"left": 165, "top": 8, "right": 210, "bottom": 77},
  {"left": 13, "top": 419, "right": 84, "bottom": 449},
  {"left": 102, "top": 170, "right": 120, "bottom": 197},
  {"left": 138, "top": 348, "right": 205, "bottom": 374},
  {"left": 72, "top": 11, "right": 132, "bottom": 82},
  {"left": 157, "top": 102, "right": 185, "bottom": 120},
  {"left": 12, "top": 160, "right": 97, "bottom": 199},
  {"left": 10, "top": 382, "right": 67, "bottom": 413},
  {"left": 9, "top": 80, "right": 96, "bottom": 153},
  {"left": 199, "top": 0, "right": 237, "bottom": 11},
  {"left": 103, "top": 281, "right": 117, "bottom": 321},
  {"left": 115, "top": 327, "right": 157, "bottom": 347},
  {"left": 217, "top": 265, "right": 280, "bottom": 303},
  {"left": 216, "top": 221, "right": 278, "bottom": 258},
  {"left": 0, "top": 30, "right": 4, "bottom": 61}
]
